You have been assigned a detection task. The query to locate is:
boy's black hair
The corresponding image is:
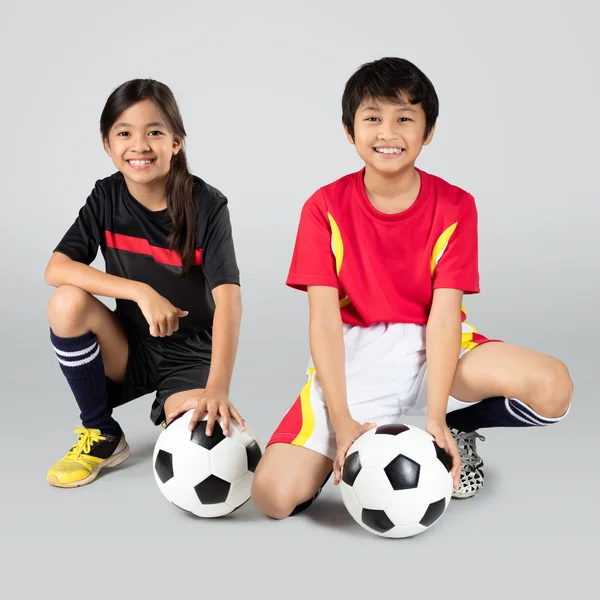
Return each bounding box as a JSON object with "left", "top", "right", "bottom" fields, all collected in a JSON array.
[{"left": 342, "top": 57, "right": 439, "bottom": 140}]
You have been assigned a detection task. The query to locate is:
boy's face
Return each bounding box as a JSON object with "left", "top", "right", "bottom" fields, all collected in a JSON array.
[
  {"left": 347, "top": 96, "right": 434, "bottom": 176},
  {"left": 103, "top": 99, "right": 181, "bottom": 190}
]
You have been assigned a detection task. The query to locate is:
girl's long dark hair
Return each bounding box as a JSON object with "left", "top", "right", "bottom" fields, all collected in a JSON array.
[{"left": 100, "top": 79, "right": 196, "bottom": 276}]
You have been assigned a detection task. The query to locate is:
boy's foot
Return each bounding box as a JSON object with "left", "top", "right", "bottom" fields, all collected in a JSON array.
[
  {"left": 47, "top": 426, "right": 130, "bottom": 488},
  {"left": 450, "top": 428, "right": 485, "bottom": 499}
]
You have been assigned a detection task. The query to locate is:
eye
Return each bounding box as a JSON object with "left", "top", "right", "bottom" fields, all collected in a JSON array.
[
  {"left": 117, "top": 131, "right": 130, "bottom": 137},
  {"left": 365, "top": 117, "right": 380, "bottom": 122},
  {"left": 148, "top": 130, "right": 163, "bottom": 136},
  {"left": 399, "top": 117, "right": 412, "bottom": 122}
]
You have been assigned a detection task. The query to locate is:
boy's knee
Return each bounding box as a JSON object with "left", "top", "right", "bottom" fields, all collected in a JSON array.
[
  {"left": 48, "top": 285, "right": 94, "bottom": 333},
  {"left": 531, "top": 358, "right": 573, "bottom": 419},
  {"left": 251, "top": 473, "right": 297, "bottom": 520}
]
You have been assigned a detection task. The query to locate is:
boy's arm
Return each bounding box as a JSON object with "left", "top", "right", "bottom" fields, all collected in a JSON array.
[
  {"left": 307, "top": 285, "right": 350, "bottom": 426},
  {"left": 425, "top": 287, "right": 464, "bottom": 488},
  {"left": 307, "top": 285, "right": 376, "bottom": 484}
]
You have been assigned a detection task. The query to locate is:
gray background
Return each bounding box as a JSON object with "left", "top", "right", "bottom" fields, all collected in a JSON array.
[{"left": 1, "top": 0, "right": 597, "bottom": 597}]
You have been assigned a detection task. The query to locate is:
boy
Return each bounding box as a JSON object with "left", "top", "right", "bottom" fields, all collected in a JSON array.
[{"left": 251, "top": 57, "right": 573, "bottom": 519}]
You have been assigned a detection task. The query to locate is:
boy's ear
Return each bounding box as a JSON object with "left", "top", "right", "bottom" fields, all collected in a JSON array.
[
  {"left": 344, "top": 124, "right": 355, "bottom": 145},
  {"left": 423, "top": 122, "right": 436, "bottom": 146}
]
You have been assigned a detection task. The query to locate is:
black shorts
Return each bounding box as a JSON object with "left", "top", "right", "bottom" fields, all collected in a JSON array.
[{"left": 105, "top": 313, "right": 211, "bottom": 426}]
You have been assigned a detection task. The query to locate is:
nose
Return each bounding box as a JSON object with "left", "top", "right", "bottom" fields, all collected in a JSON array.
[
  {"left": 131, "top": 133, "right": 151, "bottom": 153},
  {"left": 377, "top": 123, "right": 398, "bottom": 141}
]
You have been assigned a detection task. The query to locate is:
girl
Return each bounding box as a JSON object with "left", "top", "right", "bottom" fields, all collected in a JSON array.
[{"left": 46, "top": 79, "right": 244, "bottom": 488}]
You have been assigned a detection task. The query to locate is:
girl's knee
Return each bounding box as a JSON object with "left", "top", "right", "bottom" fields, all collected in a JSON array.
[{"left": 48, "top": 285, "right": 94, "bottom": 334}]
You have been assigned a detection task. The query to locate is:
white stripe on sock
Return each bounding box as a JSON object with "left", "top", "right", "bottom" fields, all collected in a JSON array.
[
  {"left": 506, "top": 398, "right": 566, "bottom": 426},
  {"left": 504, "top": 398, "right": 538, "bottom": 425},
  {"left": 53, "top": 341, "right": 98, "bottom": 358},
  {"left": 55, "top": 343, "right": 100, "bottom": 367}
]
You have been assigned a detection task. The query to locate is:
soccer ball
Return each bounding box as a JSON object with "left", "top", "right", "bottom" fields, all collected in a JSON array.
[
  {"left": 153, "top": 409, "right": 263, "bottom": 518},
  {"left": 340, "top": 423, "right": 453, "bottom": 538}
]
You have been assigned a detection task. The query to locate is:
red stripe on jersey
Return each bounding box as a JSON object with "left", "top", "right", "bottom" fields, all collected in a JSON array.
[{"left": 105, "top": 231, "right": 202, "bottom": 267}]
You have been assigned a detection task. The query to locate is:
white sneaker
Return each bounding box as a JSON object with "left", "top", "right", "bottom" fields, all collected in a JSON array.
[{"left": 451, "top": 428, "right": 485, "bottom": 498}]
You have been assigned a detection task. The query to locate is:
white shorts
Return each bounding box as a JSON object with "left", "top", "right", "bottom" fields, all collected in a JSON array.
[{"left": 267, "top": 322, "right": 497, "bottom": 461}]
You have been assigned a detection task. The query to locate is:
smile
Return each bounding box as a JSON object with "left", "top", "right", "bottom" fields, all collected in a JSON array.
[
  {"left": 127, "top": 159, "right": 155, "bottom": 170},
  {"left": 374, "top": 147, "right": 404, "bottom": 155}
]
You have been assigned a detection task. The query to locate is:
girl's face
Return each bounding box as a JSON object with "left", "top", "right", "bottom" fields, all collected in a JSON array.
[{"left": 103, "top": 99, "right": 181, "bottom": 189}]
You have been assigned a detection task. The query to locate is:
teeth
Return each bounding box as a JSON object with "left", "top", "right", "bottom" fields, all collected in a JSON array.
[
  {"left": 129, "top": 160, "right": 153, "bottom": 166},
  {"left": 375, "top": 148, "right": 403, "bottom": 154}
]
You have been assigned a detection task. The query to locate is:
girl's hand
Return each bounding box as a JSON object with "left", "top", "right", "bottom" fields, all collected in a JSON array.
[
  {"left": 137, "top": 286, "right": 188, "bottom": 337},
  {"left": 332, "top": 417, "right": 376, "bottom": 485},
  {"left": 166, "top": 388, "right": 245, "bottom": 436},
  {"left": 425, "top": 417, "right": 461, "bottom": 490}
]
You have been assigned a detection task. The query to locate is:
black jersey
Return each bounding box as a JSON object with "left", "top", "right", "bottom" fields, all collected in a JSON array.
[{"left": 54, "top": 171, "right": 240, "bottom": 338}]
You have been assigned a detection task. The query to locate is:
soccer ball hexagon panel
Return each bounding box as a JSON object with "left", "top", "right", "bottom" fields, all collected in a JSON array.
[{"left": 153, "top": 409, "right": 262, "bottom": 518}]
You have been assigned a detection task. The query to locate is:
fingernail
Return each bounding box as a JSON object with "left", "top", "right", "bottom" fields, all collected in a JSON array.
[{"left": 224, "top": 430, "right": 229, "bottom": 436}]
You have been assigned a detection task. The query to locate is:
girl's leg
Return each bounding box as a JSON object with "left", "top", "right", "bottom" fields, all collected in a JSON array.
[{"left": 47, "top": 285, "right": 131, "bottom": 488}]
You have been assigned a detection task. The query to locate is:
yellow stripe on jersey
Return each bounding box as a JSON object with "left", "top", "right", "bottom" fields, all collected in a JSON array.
[
  {"left": 430, "top": 222, "right": 457, "bottom": 276},
  {"left": 327, "top": 212, "right": 352, "bottom": 309},
  {"left": 292, "top": 367, "right": 316, "bottom": 447},
  {"left": 431, "top": 222, "right": 476, "bottom": 324},
  {"left": 327, "top": 213, "right": 344, "bottom": 276}
]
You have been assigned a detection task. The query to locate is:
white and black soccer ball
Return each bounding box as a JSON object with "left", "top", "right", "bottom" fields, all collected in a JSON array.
[
  {"left": 153, "top": 409, "right": 263, "bottom": 518},
  {"left": 340, "top": 423, "right": 453, "bottom": 538}
]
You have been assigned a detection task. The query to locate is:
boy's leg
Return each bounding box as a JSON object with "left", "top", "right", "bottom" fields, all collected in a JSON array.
[
  {"left": 251, "top": 444, "right": 333, "bottom": 520},
  {"left": 253, "top": 324, "right": 406, "bottom": 519},
  {"left": 448, "top": 341, "right": 573, "bottom": 427},
  {"left": 446, "top": 341, "right": 573, "bottom": 498},
  {"left": 47, "top": 285, "right": 132, "bottom": 488}
]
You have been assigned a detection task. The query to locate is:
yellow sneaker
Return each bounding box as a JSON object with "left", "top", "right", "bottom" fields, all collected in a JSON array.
[{"left": 47, "top": 426, "right": 130, "bottom": 488}]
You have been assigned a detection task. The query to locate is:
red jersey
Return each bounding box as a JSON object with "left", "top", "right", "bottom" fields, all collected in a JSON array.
[{"left": 286, "top": 167, "right": 480, "bottom": 327}]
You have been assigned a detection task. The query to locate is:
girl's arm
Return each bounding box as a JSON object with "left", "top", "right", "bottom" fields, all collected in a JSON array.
[
  {"left": 45, "top": 252, "right": 187, "bottom": 337},
  {"left": 177, "top": 283, "right": 244, "bottom": 436},
  {"left": 204, "top": 283, "right": 243, "bottom": 395},
  {"left": 45, "top": 252, "right": 147, "bottom": 303}
]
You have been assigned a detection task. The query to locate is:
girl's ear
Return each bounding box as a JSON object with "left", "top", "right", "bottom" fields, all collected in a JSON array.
[
  {"left": 172, "top": 136, "right": 182, "bottom": 155},
  {"left": 102, "top": 135, "right": 111, "bottom": 156}
]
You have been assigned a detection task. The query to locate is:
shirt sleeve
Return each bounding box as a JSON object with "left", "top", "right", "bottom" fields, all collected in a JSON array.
[
  {"left": 432, "top": 193, "right": 480, "bottom": 294},
  {"left": 53, "top": 182, "right": 105, "bottom": 265},
  {"left": 202, "top": 199, "right": 240, "bottom": 290},
  {"left": 286, "top": 190, "right": 340, "bottom": 292}
]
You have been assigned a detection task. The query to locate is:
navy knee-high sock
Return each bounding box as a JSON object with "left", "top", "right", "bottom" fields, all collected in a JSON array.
[
  {"left": 446, "top": 396, "right": 568, "bottom": 432},
  {"left": 51, "top": 329, "right": 119, "bottom": 435}
]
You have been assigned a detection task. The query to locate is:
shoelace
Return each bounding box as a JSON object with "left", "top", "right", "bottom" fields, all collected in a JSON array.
[
  {"left": 453, "top": 430, "right": 486, "bottom": 468},
  {"left": 65, "top": 428, "right": 106, "bottom": 460}
]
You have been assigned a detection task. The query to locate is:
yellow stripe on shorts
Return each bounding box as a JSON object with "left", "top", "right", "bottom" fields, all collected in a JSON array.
[{"left": 292, "top": 368, "right": 316, "bottom": 447}]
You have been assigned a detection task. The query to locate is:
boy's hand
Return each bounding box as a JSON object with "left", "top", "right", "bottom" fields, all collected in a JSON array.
[
  {"left": 425, "top": 417, "right": 461, "bottom": 490},
  {"left": 166, "top": 388, "right": 245, "bottom": 436},
  {"left": 332, "top": 418, "right": 376, "bottom": 486},
  {"left": 136, "top": 285, "right": 188, "bottom": 338}
]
